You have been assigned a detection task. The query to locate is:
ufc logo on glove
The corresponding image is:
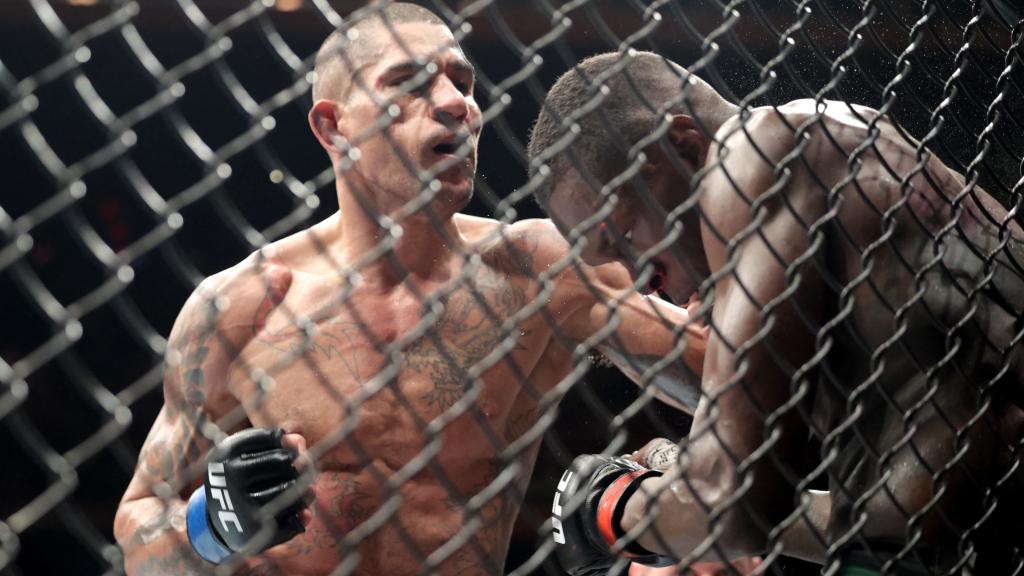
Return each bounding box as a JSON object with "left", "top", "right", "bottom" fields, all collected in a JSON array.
[
  {"left": 208, "top": 462, "right": 244, "bottom": 534},
  {"left": 551, "top": 469, "right": 573, "bottom": 544}
]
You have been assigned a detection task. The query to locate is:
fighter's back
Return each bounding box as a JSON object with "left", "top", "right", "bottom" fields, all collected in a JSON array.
[{"left": 720, "top": 100, "right": 1024, "bottom": 558}]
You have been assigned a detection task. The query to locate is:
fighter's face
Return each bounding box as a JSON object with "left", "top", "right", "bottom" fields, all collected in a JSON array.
[
  {"left": 338, "top": 22, "right": 481, "bottom": 213},
  {"left": 546, "top": 166, "right": 706, "bottom": 305}
]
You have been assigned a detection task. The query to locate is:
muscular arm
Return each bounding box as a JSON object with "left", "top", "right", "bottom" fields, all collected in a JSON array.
[
  {"left": 114, "top": 262, "right": 295, "bottom": 575},
  {"left": 621, "top": 112, "right": 823, "bottom": 560},
  {"left": 115, "top": 409, "right": 212, "bottom": 574},
  {"left": 114, "top": 282, "right": 226, "bottom": 574},
  {"left": 632, "top": 438, "right": 830, "bottom": 564},
  {"left": 562, "top": 261, "right": 708, "bottom": 412}
]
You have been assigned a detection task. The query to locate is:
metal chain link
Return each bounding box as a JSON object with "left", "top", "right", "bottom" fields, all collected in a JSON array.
[{"left": 1, "top": 1, "right": 1021, "bottom": 575}]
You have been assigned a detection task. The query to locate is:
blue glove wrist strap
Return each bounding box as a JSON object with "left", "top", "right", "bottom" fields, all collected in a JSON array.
[{"left": 187, "top": 487, "right": 232, "bottom": 564}]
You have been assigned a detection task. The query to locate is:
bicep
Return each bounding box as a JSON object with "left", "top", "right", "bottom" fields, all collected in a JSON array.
[
  {"left": 687, "top": 120, "right": 825, "bottom": 486},
  {"left": 695, "top": 230, "right": 819, "bottom": 458},
  {"left": 121, "top": 401, "right": 211, "bottom": 503},
  {"left": 699, "top": 112, "right": 825, "bottom": 404},
  {"left": 122, "top": 285, "right": 233, "bottom": 502}
]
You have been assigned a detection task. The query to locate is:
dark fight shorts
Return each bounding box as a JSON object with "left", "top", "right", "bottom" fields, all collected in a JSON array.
[{"left": 834, "top": 540, "right": 938, "bottom": 576}]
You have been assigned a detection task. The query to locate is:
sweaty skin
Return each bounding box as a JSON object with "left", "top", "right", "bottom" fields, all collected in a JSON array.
[
  {"left": 112, "top": 20, "right": 707, "bottom": 576},
  {"left": 631, "top": 100, "right": 1024, "bottom": 565},
  {"left": 553, "top": 98, "right": 1023, "bottom": 567}
]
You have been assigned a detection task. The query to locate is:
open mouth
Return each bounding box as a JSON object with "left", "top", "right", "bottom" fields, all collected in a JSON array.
[
  {"left": 643, "top": 262, "right": 693, "bottom": 308},
  {"left": 646, "top": 261, "right": 667, "bottom": 297},
  {"left": 433, "top": 141, "right": 458, "bottom": 156}
]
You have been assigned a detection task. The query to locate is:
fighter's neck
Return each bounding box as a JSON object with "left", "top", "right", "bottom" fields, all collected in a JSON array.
[{"left": 333, "top": 206, "right": 465, "bottom": 286}]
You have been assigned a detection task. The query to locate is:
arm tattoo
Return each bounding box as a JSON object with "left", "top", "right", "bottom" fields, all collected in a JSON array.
[
  {"left": 174, "top": 296, "right": 221, "bottom": 409},
  {"left": 143, "top": 303, "right": 219, "bottom": 491},
  {"left": 504, "top": 407, "right": 537, "bottom": 444}
]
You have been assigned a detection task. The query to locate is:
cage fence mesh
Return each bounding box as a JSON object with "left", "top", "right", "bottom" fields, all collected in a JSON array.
[{"left": 0, "top": 0, "right": 1022, "bottom": 575}]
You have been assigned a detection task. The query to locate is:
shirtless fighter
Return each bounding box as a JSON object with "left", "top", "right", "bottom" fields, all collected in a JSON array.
[
  {"left": 113, "top": 6, "right": 710, "bottom": 575},
  {"left": 529, "top": 51, "right": 1024, "bottom": 574}
]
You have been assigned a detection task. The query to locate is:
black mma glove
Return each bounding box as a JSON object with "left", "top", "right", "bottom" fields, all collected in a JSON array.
[
  {"left": 186, "top": 428, "right": 307, "bottom": 564},
  {"left": 551, "top": 454, "right": 677, "bottom": 575}
]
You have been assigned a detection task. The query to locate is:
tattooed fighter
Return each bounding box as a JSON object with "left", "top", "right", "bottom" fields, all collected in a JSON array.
[
  {"left": 531, "top": 52, "right": 1024, "bottom": 575},
  {"left": 112, "top": 6, "right": 708, "bottom": 575}
]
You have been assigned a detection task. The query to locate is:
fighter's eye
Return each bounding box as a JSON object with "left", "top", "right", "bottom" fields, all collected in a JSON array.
[
  {"left": 393, "top": 74, "right": 430, "bottom": 96},
  {"left": 623, "top": 229, "right": 633, "bottom": 244}
]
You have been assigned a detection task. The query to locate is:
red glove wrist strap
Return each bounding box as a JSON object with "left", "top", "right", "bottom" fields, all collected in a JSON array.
[{"left": 596, "top": 469, "right": 658, "bottom": 556}]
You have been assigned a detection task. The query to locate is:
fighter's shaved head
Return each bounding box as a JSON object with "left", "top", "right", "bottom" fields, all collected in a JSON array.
[
  {"left": 528, "top": 51, "right": 732, "bottom": 206},
  {"left": 312, "top": 3, "right": 447, "bottom": 103}
]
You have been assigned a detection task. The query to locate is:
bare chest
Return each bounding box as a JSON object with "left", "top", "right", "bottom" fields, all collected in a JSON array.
[{"left": 226, "top": 272, "right": 553, "bottom": 469}]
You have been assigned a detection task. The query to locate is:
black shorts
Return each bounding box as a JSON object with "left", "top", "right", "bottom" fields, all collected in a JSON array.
[{"left": 835, "top": 540, "right": 938, "bottom": 576}]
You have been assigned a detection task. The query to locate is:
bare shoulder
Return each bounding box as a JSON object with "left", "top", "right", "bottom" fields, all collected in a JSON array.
[
  {"left": 184, "top": 251, "right": 294, "bottom": 337},
  {"left": 508, "top": 218, "right": 639, "bottom": 300},
  {"left": 714, "top": 99, "right": 886, "bottom": 156},
  {"left": 706, "top": 99, "right": 894, "bottom": 189},
  {"left": 462, "top": 216, "right": 569, "bottom": 277},
  {"left": 704, "top": 105, "right": 804, "bottom": 204},
  {"left": 165, "top": 251, "right": 293, "bottom": 409},
  {"left": 502, "top": 218, "right": 568, "bottom": 266},
  {"left": 710, "top": 104, "right": 808, "bottom": 178},
  {"left": 700, "top": 102, "right": 845, "bottom": 239}
]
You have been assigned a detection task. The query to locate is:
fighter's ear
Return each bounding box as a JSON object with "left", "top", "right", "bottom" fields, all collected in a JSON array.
[
  {"left": 665, "top": 114, "right": 709, "bottom": 170},
  {"left": 308, "top": 99, "right": 345, "bottom": 155}
]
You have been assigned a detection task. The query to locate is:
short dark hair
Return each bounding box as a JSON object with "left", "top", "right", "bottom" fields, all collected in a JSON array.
[
  {"left": 526, "top": 51, "right": 700, "bottom": 206},
  {"left": 313, "top": 3, "right": 447, "bottom": 102}
]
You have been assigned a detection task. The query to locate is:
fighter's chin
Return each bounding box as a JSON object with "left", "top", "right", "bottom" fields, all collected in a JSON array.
[{"left": 433, "top": 175, "right": 474, "bottom": 212}]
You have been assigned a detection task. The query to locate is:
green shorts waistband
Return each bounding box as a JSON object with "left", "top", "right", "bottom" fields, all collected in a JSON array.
[{"left": 835, "top": 565, "right": 882, "bottom": 576}]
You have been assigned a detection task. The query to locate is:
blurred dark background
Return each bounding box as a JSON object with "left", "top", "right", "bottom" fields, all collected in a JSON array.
[{"left": 0, "top": 0, "right": 1020, "bottom": 574}]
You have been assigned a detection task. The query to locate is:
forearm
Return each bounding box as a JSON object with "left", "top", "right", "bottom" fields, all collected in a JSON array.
[
  {"left": 583, "top": 276, "right": 707, "bottom": 412},
  {"left": 118, "top": 498, "right": 208, "bottom": 575},
  {"left": 621, "top": 474, "right": 830, "bottom": 563},
  {"left": 618, "top": 437, "right": 760, "bottom": 562},
  {"left": 117, "top": 498, "right": 288, "bottom": 576},
  {"left": 619, "top": 473, "right": 754, "bottom": 562},
  {"left": 780, "top": 490, "right": 829, "bottom": 564}
]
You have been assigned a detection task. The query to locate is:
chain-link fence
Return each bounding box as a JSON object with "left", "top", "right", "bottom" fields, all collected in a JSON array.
[{"left": 1, "top": 0, "right": 1021, "bottom": 575}]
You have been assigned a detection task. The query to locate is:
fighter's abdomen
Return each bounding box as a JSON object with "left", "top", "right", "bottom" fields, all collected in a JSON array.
[{"left": 251, "top": 467, "right": 519, "bottom": 575}]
